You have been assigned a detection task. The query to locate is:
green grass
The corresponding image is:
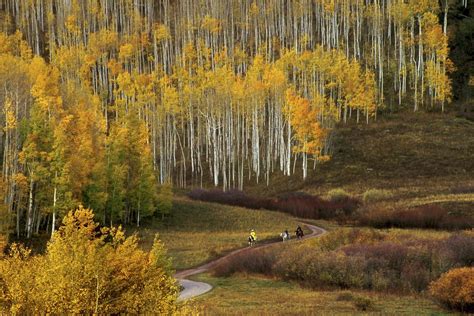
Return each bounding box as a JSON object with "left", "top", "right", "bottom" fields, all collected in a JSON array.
[
  {"left": 191, "top": 274, "right": 450, "bottom": 315},
  {"left": 133, "top": 198, "right": 308, "bottom": 270}
]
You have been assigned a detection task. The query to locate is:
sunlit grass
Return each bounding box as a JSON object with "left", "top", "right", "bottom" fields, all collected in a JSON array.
[
  {"left": 133, "top": 197, "right": 308, "bottom": 270},
  {"left": 191, "top": 274, "right": 449, "bottom": 315}
]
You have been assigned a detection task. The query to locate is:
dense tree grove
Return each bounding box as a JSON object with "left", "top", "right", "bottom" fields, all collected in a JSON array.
[{"left": 0, "top": 0, "right": 458, "bottom": 237}]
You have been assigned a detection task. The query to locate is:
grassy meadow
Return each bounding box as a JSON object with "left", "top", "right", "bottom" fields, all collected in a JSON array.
[
  {"left": 133, "top": 198, "right": 311, "bottom": 270},
  {"left": 191, "top": 274, "right": 449, "bottom": 315}
]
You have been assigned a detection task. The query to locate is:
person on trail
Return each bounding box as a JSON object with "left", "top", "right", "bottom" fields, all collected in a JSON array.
[
  {"left": 250, "top": 229, "right": 257, "bottom": 242},
  {"left": 248, "top": 229, "right": 257, "bottom": 246},
  {"left": 285, "top": 229, "right": 290, "bottom": 240},
  {"left": 296, "top": 226, "right": 304, "bottom": 239}
]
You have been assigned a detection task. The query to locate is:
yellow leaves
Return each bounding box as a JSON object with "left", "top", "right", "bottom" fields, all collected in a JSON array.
[
  {"left": 389, "top": 0, "right": 411, "bottom": 23},
  {"left": 183, "top": 42, "right": 197, "bottom": 66},
  {"left": 263, "top": 64, "right": 286, "bottom": 92},
  {"left": 29, "top": 58, "right": 63, "bottom": 114},
  {"left": 60, "top": 206, "right": 98, "bottom": 238},
  {"left": 159, "top": 75, "right": 180, "bottom": 114},
  {"left": 233, "top": 46, "right": 247, "bottom": 65},
  {"left": 245, "top": 54, "right": 270, "bottom": 99},
  {"left": 425, "top": 60, "right": 452, "bottom": 103},
  {"left": 322, "top": 0, "right": 336, "bottom": 13},
  {"left": 231, "top": 76, "right": 246, "bottom": 102},
  {"left": 107, "top": 58, "right": 122, "bottom": 77},
  {"left": 429, "top": 267, "right": 474, "bottom": 309},
  {"left": 12, "top": 173, "right": 28, "bottom": 192},
  {"left": 422, "top": 13, "right": 448, "bottom": 57},
  {"left": 250, "top": 1, "right": 259, "bottom": 16},
  {"left": 88, "top": 30, "right": 119, "bottom": 57},
  {"left": 19, "top": 40, "right": 32, "bottom": 60},
  {"left": 65, "top": 14, "right": 80, "bottom": 34},
  {"left": 55, "top": 45, "right": 84, "bottom": 71},
  {"left": 118, "top": 43, "right": 134, "bottom": 62},
  {"left": 3, "top": 98, "right": 16, "bottom": 130},
  {"left": 0, "top": 31, "right": 31, "bottom": 59},
  {"left": 201, "top": 15, "right": 221, "bottom": 34},
  {"left": 285, "top": 88, "right": 327, "bottom": 156},
  {"left": 0, "top": 206, "right": 178, "bottom": 313},
  {"left": 153, "top": 23, "right": 171, "bottom": 42},
  {"left": 318, "top": 155, "right": 331, "bottom": 163},
  {"left": 116, "top": 71, "right": 135, "bottom": 97}
]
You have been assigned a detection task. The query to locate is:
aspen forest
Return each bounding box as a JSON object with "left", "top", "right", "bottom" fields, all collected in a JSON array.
[
  {"left": 0, "top": 0, "right": 460, "bottom": 238},
  {"left": 0, "top": 0, "right": 473, "bottom": 314}
]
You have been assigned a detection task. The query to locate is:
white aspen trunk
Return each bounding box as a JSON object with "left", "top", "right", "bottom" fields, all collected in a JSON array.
[
  {"left": 26, "top": 175, "right": 34, "bottom": 239},
  {"left": 52, "top": 180, "right": 57, "bottom": 236}
]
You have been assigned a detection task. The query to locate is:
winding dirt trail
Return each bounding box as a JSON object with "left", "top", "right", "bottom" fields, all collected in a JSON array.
[{"left": 175, "top": 223, "right": 327, "bottom": 301}]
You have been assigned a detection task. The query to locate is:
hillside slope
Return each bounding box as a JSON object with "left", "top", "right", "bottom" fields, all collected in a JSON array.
[{"left": 247, "top": 111, "right": 474, "bottom": 201}]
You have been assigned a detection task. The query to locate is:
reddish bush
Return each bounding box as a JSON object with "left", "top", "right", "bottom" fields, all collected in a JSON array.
[
  {"left": 359, "top": 205, "right": 473, "bottom": 230},
  {"left": 440, "top": 234, "right": 474, "bottom": 267},
  {"left": 188, "top": 189, "right": 360, "bottom": 220},
  {"left": 210, "top": 228, "right": 474, "bottom": 296},
  {"left": 213, "top": 247, "right": 277, "bottom": 277}
]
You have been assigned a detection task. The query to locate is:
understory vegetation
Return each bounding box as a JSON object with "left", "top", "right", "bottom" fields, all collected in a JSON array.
[{"left": 212, "top": 228, "right": 474, "bottom": 311}]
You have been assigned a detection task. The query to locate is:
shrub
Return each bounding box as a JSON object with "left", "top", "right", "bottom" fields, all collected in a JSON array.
[
  {"left": 440, "top": 234, "right": 474, "bottom": 267},
  {"left": 429, "top": 267, "right": 474, "bottom": 312},
  {"left": 327, "top": 188, "right": 351, "bottom": 202},
  {"left": 213, "top": 247, "right": 278, "bottom": 277},
  {"left": 353, "top": 296, "right": 374, "bottom": 311},
  {"left": 336, "top": 292, "right": 354, "bottom": 301},
  {"left": 363, "top": 189, "right": 393, "bottom": 203},
  {"left": 189, "top": 189, "right": 360, "bottom": 221},
  {"left": 211, "top": 228, "right": 474, "bottom": 297},
  {"left": 359, "top": 204, "right": 474, "bottom": 230},
  {"left": 450, "top": 185, "right": 474, "bottom": 194}
]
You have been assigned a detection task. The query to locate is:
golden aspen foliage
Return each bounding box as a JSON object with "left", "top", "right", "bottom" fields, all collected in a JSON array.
[
  {"left": 153, "top": 23, "right": 171, "bottom": 42},
  {"left": 201, "top": 15, "right": 221, "bottom": 34},
  {"left": 118, "top": 43, "right": 135, "bottom": 62},
  {"left": 0, "top": 207, "right": 178, "bottom": 314},
  {"left": 285, "top": 88, "right": 327, "bottom": 157}
]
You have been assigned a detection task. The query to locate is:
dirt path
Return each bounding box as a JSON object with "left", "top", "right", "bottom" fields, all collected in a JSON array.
[{"left": 175, "top": 223, "right": 327, "bottom": 301}]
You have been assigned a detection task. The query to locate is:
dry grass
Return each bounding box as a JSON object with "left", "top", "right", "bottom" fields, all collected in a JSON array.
[
  {"left": 132, "top": 197, "right": 308, "bottom": 270},
  {"left": 244, "top": 112, "right": 474, "bottom": 202},
  {"left": 191, "top": 274, "right": 448, "bottom": 315}
]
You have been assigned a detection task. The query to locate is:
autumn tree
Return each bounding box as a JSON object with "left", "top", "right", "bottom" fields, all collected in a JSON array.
[{"left": 0, "top": 206, "right": 178, "bottom": 314}]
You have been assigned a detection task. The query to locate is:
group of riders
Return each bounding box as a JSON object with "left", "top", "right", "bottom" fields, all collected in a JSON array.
[{"left": 247, "top": 226, "right": 304, "bottom": 246}]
